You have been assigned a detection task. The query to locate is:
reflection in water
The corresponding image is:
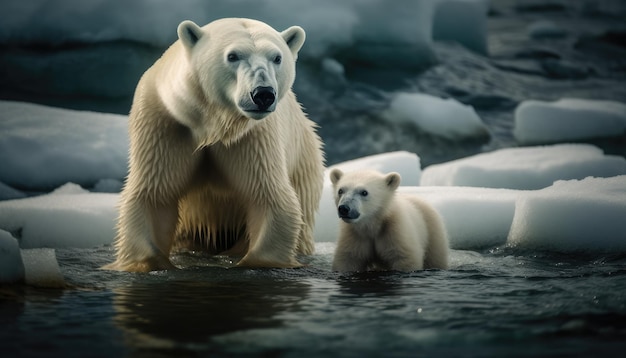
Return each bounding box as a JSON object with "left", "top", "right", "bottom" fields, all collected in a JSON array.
[
  {"left": 5, "top": 247, "right": 626, "bottom": 357},
  {"left": 111, "top": 267, "right": 312, "bottom": 354},
  {"left": 335, "top": 271, "right": 405, "bottom": 297}
]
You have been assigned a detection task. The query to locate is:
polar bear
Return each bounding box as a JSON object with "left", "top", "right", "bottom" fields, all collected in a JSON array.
[
  {"left": 104, "top": 18, "right": 324, "bottom": 272},
  {"left": 329, "top": 169, "right": 449, "bottom": 272}
]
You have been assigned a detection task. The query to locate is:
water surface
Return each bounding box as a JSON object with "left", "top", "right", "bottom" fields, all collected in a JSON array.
[{"left": 3, "top": 243, "right": 625, "bottom": 357}]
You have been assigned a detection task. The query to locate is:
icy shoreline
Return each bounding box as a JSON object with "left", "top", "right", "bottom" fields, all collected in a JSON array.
[{"left": 2, "top": 149, "right": 625, "bottom": 284}]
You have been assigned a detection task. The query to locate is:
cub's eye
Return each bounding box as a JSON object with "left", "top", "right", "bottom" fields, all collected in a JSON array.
[
  {"left": 338, "top": 189, "right": 344, "bottom": 195},
  {"left": 227, "top": 53, "right": 239, "bottom": 62},
  {"left": 273, "top": 55, "right": 282, "bottom": 64},
  {"left": 360, "top": 190, "right": 368, "bottom": 197}
]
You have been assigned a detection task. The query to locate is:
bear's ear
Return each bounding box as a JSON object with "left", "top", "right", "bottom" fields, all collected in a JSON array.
[
  {"left": 385, "top": 172, "right": 401, "bottom": 191},
  {"left": 281, "top": 26, "right": 306, "bottom": 57},
  {"left": 329, "top": 168, "right": 343, "bottom": 185},
  {"left": 177, "top": 20, "right": 204, "bottom": 50}
]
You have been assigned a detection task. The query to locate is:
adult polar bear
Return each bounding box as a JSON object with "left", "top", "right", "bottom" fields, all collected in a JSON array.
[{"left": 105, "top": 18, "right": 324, "bottom": 272}]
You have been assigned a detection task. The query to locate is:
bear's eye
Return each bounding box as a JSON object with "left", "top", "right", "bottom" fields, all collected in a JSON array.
[
  {"left": 338, "top": 189, "right": 344, "bottom": 195},
  {"left": 227, "top": 53, "right": 239, "bottom": 62},
  {"left": 360, "top": 190, "right": 368, "bottom": 197},
  {"left": 273, "top": 55, "right": 282, "bottom": 64}
]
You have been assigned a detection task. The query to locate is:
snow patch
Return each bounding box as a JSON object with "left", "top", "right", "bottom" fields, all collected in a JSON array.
[
  {"left": 0, "top": 101, "right": 129, "bottom": 191},
  {"left": 508, "top": 176, "right": 626, "bottom": 252},
  {"left": 0, "top": 190, "right": 118, "bottom": 249},
  {"left": 384, "top": 92, "right": 489, "bottom": 140},
  {"left": 421, "top": 144, "right": 626, "bottom": 189},
  {"left": 401, "top": 186, "right": 519, "bottom": 250},
  {"left": 514, "top": 98, "right": 626, "bottom": 144}
]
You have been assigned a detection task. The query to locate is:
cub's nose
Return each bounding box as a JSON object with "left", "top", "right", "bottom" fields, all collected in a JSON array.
[
  {"left": 251, "top": 86, "right": 276, "bottom": 111},
  {"left": 338, "top": 204, "right": 350, "bottom": 218}
]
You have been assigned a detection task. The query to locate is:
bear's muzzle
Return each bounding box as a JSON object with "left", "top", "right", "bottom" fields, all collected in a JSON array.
[
  {"left": 251, "top": 86, "right": 276, "bottom": 112},
  {"left": 338, "top": 204, "right": 360, "bottom": 222}
]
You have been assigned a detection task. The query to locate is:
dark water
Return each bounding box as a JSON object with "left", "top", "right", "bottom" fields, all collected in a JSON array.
[{"left": 2, "top": 243, "right": 626, "bottom": 357}]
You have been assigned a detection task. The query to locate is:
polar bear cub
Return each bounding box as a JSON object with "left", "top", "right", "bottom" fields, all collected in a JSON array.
[{"left": 329, "top": 169, "right": 449, "bottom": 272}]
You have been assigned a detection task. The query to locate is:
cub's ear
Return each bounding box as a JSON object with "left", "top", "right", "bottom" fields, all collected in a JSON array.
[
  {"left": 385, "top": 172, "right": 401, "bottom": 191},
  {"left": 177, "top": 20, "right": 204, "bottom": 50},
  {"left": 329, "top": 168, "right": 343, "bottom": 185},
  {"left": 281, "top": 26, "right": 306, "bottom": 57}
]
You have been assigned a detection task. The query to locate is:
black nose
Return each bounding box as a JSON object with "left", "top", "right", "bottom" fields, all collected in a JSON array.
[
  {"left": 251, "top": 86, "right": 276, "bottom": 111},
  {"left": 338, "top": 205, "right": 350, "bottom": 217}
]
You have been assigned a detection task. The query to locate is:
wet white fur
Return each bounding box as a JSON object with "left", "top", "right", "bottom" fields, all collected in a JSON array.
[
  {"left": 330, "top": 169, "right": 449, "bottom": 272},
  {"left": 104, "top": 18, "right": 324, "bottom": 272}
]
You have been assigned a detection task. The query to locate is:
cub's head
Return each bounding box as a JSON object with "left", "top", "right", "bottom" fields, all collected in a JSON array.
[
  {"left": 177, "top": 18, "right": 305, "bottom": 120},
  {"left": 329, "top": 169, "right": 401, "bottom": 224}
]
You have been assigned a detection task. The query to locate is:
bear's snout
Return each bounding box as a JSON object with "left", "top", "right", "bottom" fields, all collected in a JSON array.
[
  {"left": 338, "top": 204, "right": 359, "bottom": 222},
  {"left": 251, "top": 86, "right": 276, "bottom": 112},
  {"left": 338, "top": 204, "right": 350, "bottom": 217}
]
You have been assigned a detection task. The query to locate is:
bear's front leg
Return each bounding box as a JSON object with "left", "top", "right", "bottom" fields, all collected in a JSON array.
[
  {"left": 332, "top": 248, "right": 369, "bottom": 272},
  {"left": 332, "top": 245, "right": 370, "bottom": 272},
  {"left": 104, "top": 197, "right": 179, "bottom": 272},
  {"left": 389, "top": 256, "right": 423, "bottom": 272},
  {"left": 331, "top": 231, "right": 371, "bottom": 272},
  {"left": 382, "top": 239, "right": 424, "bottom": 272},
  {"left": 237, "top": 188, "right": 304, "bottom": 268}
]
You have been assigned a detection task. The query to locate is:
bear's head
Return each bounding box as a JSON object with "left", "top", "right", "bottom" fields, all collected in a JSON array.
[
  {"left": 329, "top": 169, "right": 401, "bottom": 224},
  {"left": 177, "top": 18, "right": 305, "bottom": 121}
]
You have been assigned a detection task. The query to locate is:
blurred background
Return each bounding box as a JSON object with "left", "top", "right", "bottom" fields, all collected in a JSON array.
[{"left": 0, "top": 0, "right": 624, "bottom": 168}]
